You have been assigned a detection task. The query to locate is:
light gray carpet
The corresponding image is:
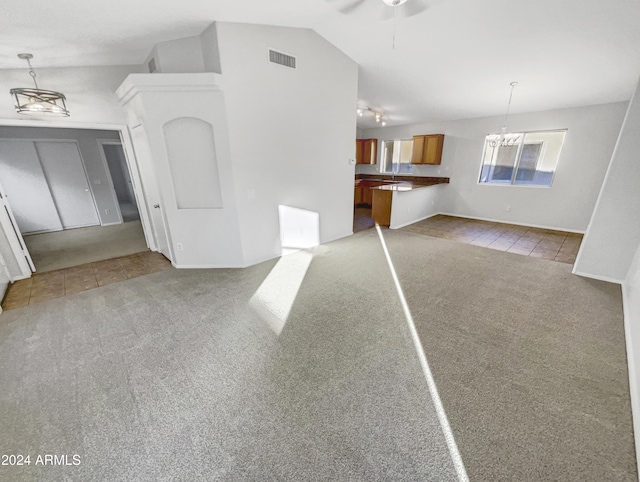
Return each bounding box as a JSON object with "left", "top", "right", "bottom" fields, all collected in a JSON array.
[
  {"left": 119, "top": 201, "right": 140, "bottom": 223},
  {"left": 24, "top": 221, "right": 148, "bottom": 273},
  {"left": 0, "top": 228, "right": 635, "bottom": 481}
]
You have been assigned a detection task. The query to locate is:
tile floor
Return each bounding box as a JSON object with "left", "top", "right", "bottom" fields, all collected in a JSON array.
[
  {"left": 401, "top": 215, "right": 583, "bottom": 264},
  {"left": 1, "top": 251, "right": 172, "bottom": 311},
  {"left": 353, "top": 207, "right": 375, "bottom": 233}
]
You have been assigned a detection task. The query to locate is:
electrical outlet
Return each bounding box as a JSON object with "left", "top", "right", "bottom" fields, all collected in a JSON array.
[
  {"left": 105, "top": 208, "right": 111, "bottom": 215},
  {"left": 177, "top": 243, "right": 183, "bottom": 251},
  {"left": 506, "top": 205, "right": 511, "bottom": 212}
]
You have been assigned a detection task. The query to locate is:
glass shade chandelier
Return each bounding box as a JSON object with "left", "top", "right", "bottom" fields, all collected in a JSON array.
[
  {"left": 10, "top": 53, "right": 70, "bottom": 116},
  {"left": 488, "top": 81, "right": 519, "bottom": 148}
]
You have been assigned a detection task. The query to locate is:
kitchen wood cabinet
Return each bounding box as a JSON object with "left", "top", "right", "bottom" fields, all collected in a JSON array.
[
  {"left": 362, "top": 184, "right": 373, "bottom": 205},
  {"left": 355, "top": 180, "right": 388, "bottom": 206},
  {"left": 411, "top": 134, "right": 444, "bottom": 165},
  {"left": 371, "top": 189, "right": 392, "bottom": 226},
  {"left": 354, "top": 186, "right": 363, "bottom": 206},
  {"left": 356, "top": 139, "right": 378, "bottom": 165}
]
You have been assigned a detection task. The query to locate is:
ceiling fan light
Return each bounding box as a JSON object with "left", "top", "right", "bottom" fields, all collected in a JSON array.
[{"left": 382, "top": 0, "right": 408, "bottom": 6}]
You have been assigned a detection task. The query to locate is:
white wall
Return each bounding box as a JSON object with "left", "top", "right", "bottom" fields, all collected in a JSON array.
[
  {"left": 574, "top": 79, "right": 640, "bottom": 282},
  {"left": 390, "top": 185, "right": 447, "bottom": 229},
  {"left": 214, "top": 22, "right": 359, "bottom": 266},
  {"left": 0, "top": 127, "right": 123, "bottom": 226},
  {"left": 117, "top": 73, "right": 245, "bottom": 268},
  {"left": 362, "top": 102, "right": 627, "bottom": 232},
  {"left": 623, "top": 242, "right": 640, "bottom": 478},
  {"left": 200, "top": 24, "right": 222, "bottom": 74},
  {"left": 0, "top": 65, "right": 142, "bottom": 125},
  {"left": 145, "top": 36, "right": 206, "bottom": 74}
]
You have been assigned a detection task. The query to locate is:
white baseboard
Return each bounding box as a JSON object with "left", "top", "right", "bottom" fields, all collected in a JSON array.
[
  {"left": 390, "top": 212, "right": 440, "bottom": 230},
  {"left": 321, "top": 230, "right": 354, "bottom": 245},
  {"left": 171, "top": 262, "right": 244, "bottom": 269},
  {"left": 571, "top": 269, "right": 623, "bottom": 284},
  {"left": 439, "top": 212, "right": 585, "bottom": 234}
]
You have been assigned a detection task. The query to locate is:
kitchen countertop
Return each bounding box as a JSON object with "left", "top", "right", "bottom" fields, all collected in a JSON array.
[
  {"left": 355, "top": 174, "right": 449, "bottom": 192},
  {"left": 369, "top": 183, "right": 414, "bottom": 192}
]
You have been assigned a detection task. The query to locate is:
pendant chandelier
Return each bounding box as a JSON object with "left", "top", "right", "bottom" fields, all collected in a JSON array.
[
  {"left": 10, "top": 53, "right": 70, "bottom": 117},
  {"left": 488, "top": 81, "right": 518, "bottom": 148}
]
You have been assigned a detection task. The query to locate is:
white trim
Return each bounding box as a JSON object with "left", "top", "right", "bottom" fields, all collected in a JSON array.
[
  {"left": 120, "top": 127, "right": 156, "bottom": 252},
  {"left": 438, "top": 211, "right": 585, "bottom": 234},
  {"left": 320, "top": 231, "right": 354, "bottom": 246},
  {"left": 0, "top": 179, "right": 34, "bottom": 276},
  {"left": 0, "top": 247, "right": 11, "bottom": 283},
  {"left": 21, "top": 227, "right": 62, "bottom": 236},
  {"left": 0, "top": 120, "right": 126, "bottom": 130},
  {"left": 116, "top": 73, "right": 222, "bottom": 105},
  {"left": 172, "top": 263, "right": 245, "bottom": 269},
  {"left": 96, "top": 139, "right": 125, "bottom": 225},
  {"left": 390, "top": 212, "right": 439, "bottom": 230},
  {"left": 571, "top": 269, "right": 623, "bottom": 284}
]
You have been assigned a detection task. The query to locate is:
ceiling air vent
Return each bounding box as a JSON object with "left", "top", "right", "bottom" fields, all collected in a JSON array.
[{"left": 268, "top": 49, "right": 296, "bottom": 69}]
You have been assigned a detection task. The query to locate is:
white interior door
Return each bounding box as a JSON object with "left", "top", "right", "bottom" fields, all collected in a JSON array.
[
  {"left": 35, "top": 141, "right": 100, "bottom": 230},
  {"left": 0, "top": 139, "right": 63, "bottom": 234},
  {"left": 130, "top": 125, "right": 172, "bottom": 260},
  {"left": 0, "top": 179, "right": 35, "bottom": 274}
]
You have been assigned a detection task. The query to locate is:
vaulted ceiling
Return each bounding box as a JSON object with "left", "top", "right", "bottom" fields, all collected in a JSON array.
[{"left": 2, "top": 0, "right": 640, "bottom": 128}]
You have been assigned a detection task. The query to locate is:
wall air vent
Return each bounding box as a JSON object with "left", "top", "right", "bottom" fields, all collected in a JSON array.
[{"left": 268, "top": 49, "right": 296, "bottom": 69}]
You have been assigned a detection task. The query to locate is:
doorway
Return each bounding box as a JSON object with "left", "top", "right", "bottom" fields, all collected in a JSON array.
[
  {"left": 0, "top": 125, "right": 162, "bottom": 275},
  {"left": 99, "top": 141, "right": 141, "bottom": 223}
]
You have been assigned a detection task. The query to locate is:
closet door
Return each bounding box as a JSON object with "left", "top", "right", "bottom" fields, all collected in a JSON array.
[
  {"left": 35, "top": 141, "right": 100, "bottom": 229},
  {"left": 0, "top": 140, "right": 62, "bottom": 234}
]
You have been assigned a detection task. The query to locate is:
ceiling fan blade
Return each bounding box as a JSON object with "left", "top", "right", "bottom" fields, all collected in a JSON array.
[
  {"left": 378, "top": 4, "right": 394, "bottom": 21},
  {"left": 399, "top": 0, "right": 429, "bottom": 18},
  {"left": 378, "top": 0, "right": 430, "bottom": 21},
  {"left": 325, "top": 0, "right": 368, "bottom": 14}
]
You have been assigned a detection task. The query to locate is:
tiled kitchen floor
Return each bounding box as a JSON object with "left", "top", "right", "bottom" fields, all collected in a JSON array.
[
  {"left": 354, "top": 207, "right": 375, "bottom": 233},
  {"left": 402, "top": 215, "right": 583, "bottom": 265},
  {"left": 1, "top": 251, "right": 172, "bottom": 311}
]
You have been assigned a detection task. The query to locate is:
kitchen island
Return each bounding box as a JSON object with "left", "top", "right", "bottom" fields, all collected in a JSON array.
[{"left": 355, "top": 175, "right": 450, "bottom": 229}]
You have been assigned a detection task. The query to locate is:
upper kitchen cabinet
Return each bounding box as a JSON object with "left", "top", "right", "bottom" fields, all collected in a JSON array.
[
  {"left": 411, "top": 134, "right": 444, "bottom": 165},
  {"left": 356, "top": 139, "right": 378, "bottom": 165}
]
